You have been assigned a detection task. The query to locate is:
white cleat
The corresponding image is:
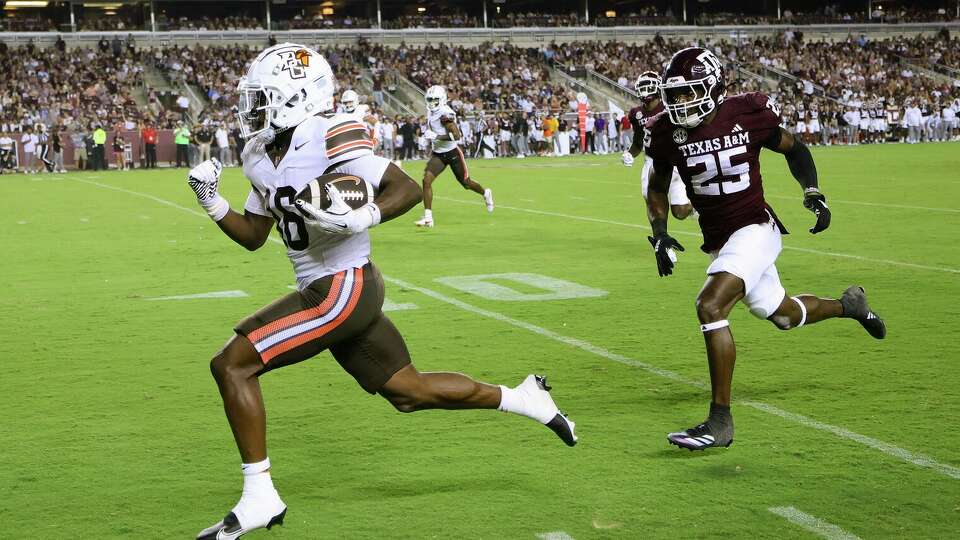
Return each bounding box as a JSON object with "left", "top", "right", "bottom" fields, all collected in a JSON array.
[
  {"left": 197, "top": 493, "right": 287, "bottom": 540},
  {"left": 483, "top": 188, "right": 495, "bottom": 213},
  {"left": 414, "top": 216, "right": 434, "bottom": 228},
  {"left": 516, "top": 374, "right": 578, "bottom": 447}
]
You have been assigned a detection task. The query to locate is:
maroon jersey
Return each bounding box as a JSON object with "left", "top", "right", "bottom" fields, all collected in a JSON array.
[
  {"left": 628, "top": 101, "right": 664, "bottom": 153},
  {"left": 647, "top": 92, "right": 788, "bottom": 252}
]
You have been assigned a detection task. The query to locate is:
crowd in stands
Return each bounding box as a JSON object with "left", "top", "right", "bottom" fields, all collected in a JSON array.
[
  {"left": 164, "top": 16, "right": 265, "bottom": 31},
  {"left": 363, "top": 41, "right": 578, "bottom": 113},
  {"left": 282, "top": 16, "right": 371, "bottom": 30},
  {"left": 384, "top": 15, "right": 478, "bottom": 29},
  {"left": 0, "top": 38, "right": 144, "bottom": 137},
  {"left": 0, "top": 17, "right": 61, "bottom": 32},
  {"left": 1, "top": 27, "right": 957, "bottom": 172}
]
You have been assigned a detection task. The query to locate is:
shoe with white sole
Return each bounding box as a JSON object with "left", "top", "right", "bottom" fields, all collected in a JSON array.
[
  {"left": 516, "top": 374, "right": 577, "bottom": 447},
  {"left": 197, "top": 493, "right": 287, "bottom": 539},
  {"left": 414, "top": 216, "right": 434, "bottom": 228},
  {"left": 483, "top": 188, "right": 495, "bottom": 213},
  {"left": 667, "top": 421, "right": 733, "bottom": 451}
]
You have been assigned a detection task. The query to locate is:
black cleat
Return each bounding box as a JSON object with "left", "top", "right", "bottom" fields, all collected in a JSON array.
[
  {"left": 840, "top": 286, "right": 886, "bottom": 339},
  {"left": 197, "top": 508, "right": 286, "bottom": 540},
  {"left": 667, "top": 422, "right": 733, "bottom": 451}
]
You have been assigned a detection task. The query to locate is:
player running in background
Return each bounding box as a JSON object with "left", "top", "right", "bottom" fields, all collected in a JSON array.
[
  {"left": 339, "top": 89, "right": 379, "bottom": 146},
  {"left": 622, "top": 71, "right": 694, "bottom": 220},
  {"left": 186, "top": 43, "right": 577, "bottom": 540},
  {"left": 414, "top": 85, "right": 494, "bottom": 228},
  {"left": 644, "top": 47, "right": 886, "bottom": 451}
]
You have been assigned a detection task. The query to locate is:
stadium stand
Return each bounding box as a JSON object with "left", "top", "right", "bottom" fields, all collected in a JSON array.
[{"left": 0, "top": 5, "right": 956, "bottom": 170}]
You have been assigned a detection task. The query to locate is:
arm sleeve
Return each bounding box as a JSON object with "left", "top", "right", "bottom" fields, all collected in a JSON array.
[
  {"left": 244, "top": 188, "right": 271, "bottom": 217},
  {"left": 329, "top": 153, "right": 391, "bottom": 190}
]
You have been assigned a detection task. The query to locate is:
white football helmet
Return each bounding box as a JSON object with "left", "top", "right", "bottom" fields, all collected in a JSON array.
[
  {"left": 236, "top": 42, "right": 336, "bottom": 139},
  {"left": 425, "top": 85, "right": 447, "bottom": 112},
  {"left": 634, "top": 70, "right": 661, "bottom": 101},
  {"left": 341, "top": 89, "right": 359, "bottom": 113}
]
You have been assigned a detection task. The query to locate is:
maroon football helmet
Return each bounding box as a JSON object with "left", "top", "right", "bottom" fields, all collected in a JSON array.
[{"left": 660, "top": 47, "right": 726, "bottom": 128}]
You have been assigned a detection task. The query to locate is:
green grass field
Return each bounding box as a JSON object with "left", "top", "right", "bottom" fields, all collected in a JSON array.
[{"left": 2, "top": 143, "right": 959, "bottom": 539}]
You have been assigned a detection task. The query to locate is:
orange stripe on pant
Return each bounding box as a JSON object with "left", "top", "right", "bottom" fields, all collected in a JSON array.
[
  {"left": 259, "top": 267, "right": 365, "bottom": 364},
  {"left": 455, "top": 146, "right": 470, "bottom": 179},
  {"left": 247, "top": 271, "right": 347, "bottom": 344}
]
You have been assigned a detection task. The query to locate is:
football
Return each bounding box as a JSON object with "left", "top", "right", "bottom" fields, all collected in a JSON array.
[{"left": 296, "top": 173, "right": 376, "bottom": 211}]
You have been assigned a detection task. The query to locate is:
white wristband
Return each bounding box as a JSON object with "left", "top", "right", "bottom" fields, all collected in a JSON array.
[
  {"left": 204, "top": 194, "right": 230, "bottom": 222},
  {"left": 360, "top": 202, "right": 382, "bottom": 229}
]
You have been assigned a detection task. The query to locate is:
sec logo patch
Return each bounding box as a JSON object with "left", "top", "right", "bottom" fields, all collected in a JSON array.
[{"left": 673, "top": 128, "right": 688, "bottom": 144}]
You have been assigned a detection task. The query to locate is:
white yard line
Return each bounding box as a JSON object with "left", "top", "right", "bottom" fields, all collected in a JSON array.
[
  {"left": 73, "top": 178, "right": 960, "bottom": 480},
  {"left": 146, "top": 290, "right": 249, "bottom": 301},
  {"left": 383, "top": 276, "right": 960, "bottom": 481},
  {"left": 435, "top": 196, "right": 960, "bottom": 274},
  {"left": 768, "top": 506, "right": 862, "bottom": 540},
  {"left": 536, "top": 532, "right": 576, "bottom": 540}
]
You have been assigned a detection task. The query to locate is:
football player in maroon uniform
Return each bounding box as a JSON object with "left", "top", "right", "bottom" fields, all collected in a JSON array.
[
  {"left": 623, "top": 70, "right": 694, "bottom": 220},
  {"left": 645, "top": 47, "right": 886, "bottom": 450}
]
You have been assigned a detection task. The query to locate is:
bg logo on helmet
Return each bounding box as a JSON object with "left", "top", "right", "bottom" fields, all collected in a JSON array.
[{"left": 277, "top": 48, "right": 311, "bottom": 80}]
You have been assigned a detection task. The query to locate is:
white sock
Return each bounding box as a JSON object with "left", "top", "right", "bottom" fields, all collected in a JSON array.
[
  {"left": 424, "top": 209, "right": 433, "bottom": 219},
  {"left": 240, "top": 458, "right": 276, "bottom": 500},
  {"left": 498, "top": 384, "right": 553, "bottom": 424}
]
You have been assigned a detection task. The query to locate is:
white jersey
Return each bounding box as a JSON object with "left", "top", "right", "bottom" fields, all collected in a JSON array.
[
  {"left": 242, "top": 113, "right": 387, "bottom": 289},
  {"left": 427, "top": 104, "right": 459, "bottom": 153},
  {"left": 343, "top": 103, "right": 370, "bottom": 123}
]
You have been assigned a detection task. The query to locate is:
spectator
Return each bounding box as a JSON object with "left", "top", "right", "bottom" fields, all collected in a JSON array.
[
  {"left": 113, "top": 130, "right": 125, "bottom": 170},
  {"left": 176, "top": 94, "right": 191, "bottom": 120},
  {"left": 399, "top": 117, "right": 417, "bottom": 160},
  {"left": 0, "top": 133, "right": 15, "bottom": 173},
  {"left": 71, "top": 126, "right": 87, "bottom": 171},
  {"left": 51, "top": 127, "right": 65, "bottom": 173},
  {"left": 21, "top": 125, "right": 36, "bottom": 174},
  {"left": 230, "top": 123, "right": 244, "bottom": 165},
  {"left": 195, "top": 122, "right": 213, "bottom": 163},
  {"left": 142, "top": 121, "right": 158, "bottom": 168},
  {"left": 173, "top": 121, "right": 190, "bottom": 167},
  {"left": 92, "top": 124, "right": 107, "bottom": 170},
  {"left": 214, "top": 122, "right": 231, "bottom": 166}
]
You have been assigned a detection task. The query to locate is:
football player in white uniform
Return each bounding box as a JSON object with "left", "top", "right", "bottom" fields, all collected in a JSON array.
[
  {"left": 339, "top": 89, "right": 374, "bottom": 122},
  {"left": 187, "top": 43, "right": 577, "bottom": 540},
  {"left": 622, "top": 71, "right": 693, "bottom": 220},
  {"left": 414, "top": 85, "right": 494, "bottom": 227}
]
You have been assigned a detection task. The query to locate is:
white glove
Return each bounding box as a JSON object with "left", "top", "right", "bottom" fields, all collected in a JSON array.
[
  {"left": 423, "top": 129, "right": 438, "bottom": 141},
  {"left": 239, "top": 127, "right": 275, "bottom": 166},
  {"left": 295, "top": 184, "right": 381, "bottom": 235},
  {"left": 187, "top": 158, "right": 229, "bottom": 220},
  {"left": 621, "top": 150, "right": 635, "bottom": 167}
]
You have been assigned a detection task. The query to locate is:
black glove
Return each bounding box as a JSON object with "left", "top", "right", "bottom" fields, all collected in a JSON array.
[
  {"left": 803, "top": 189, "right": 831, "bottom": 234},
  {"left": 647, "top": 233, "right": 685, "bottom": 277}
]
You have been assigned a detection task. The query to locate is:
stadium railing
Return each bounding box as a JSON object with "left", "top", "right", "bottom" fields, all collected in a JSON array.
[{"left": 1, "top": 22, "right": 958, "bottom": 48}]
